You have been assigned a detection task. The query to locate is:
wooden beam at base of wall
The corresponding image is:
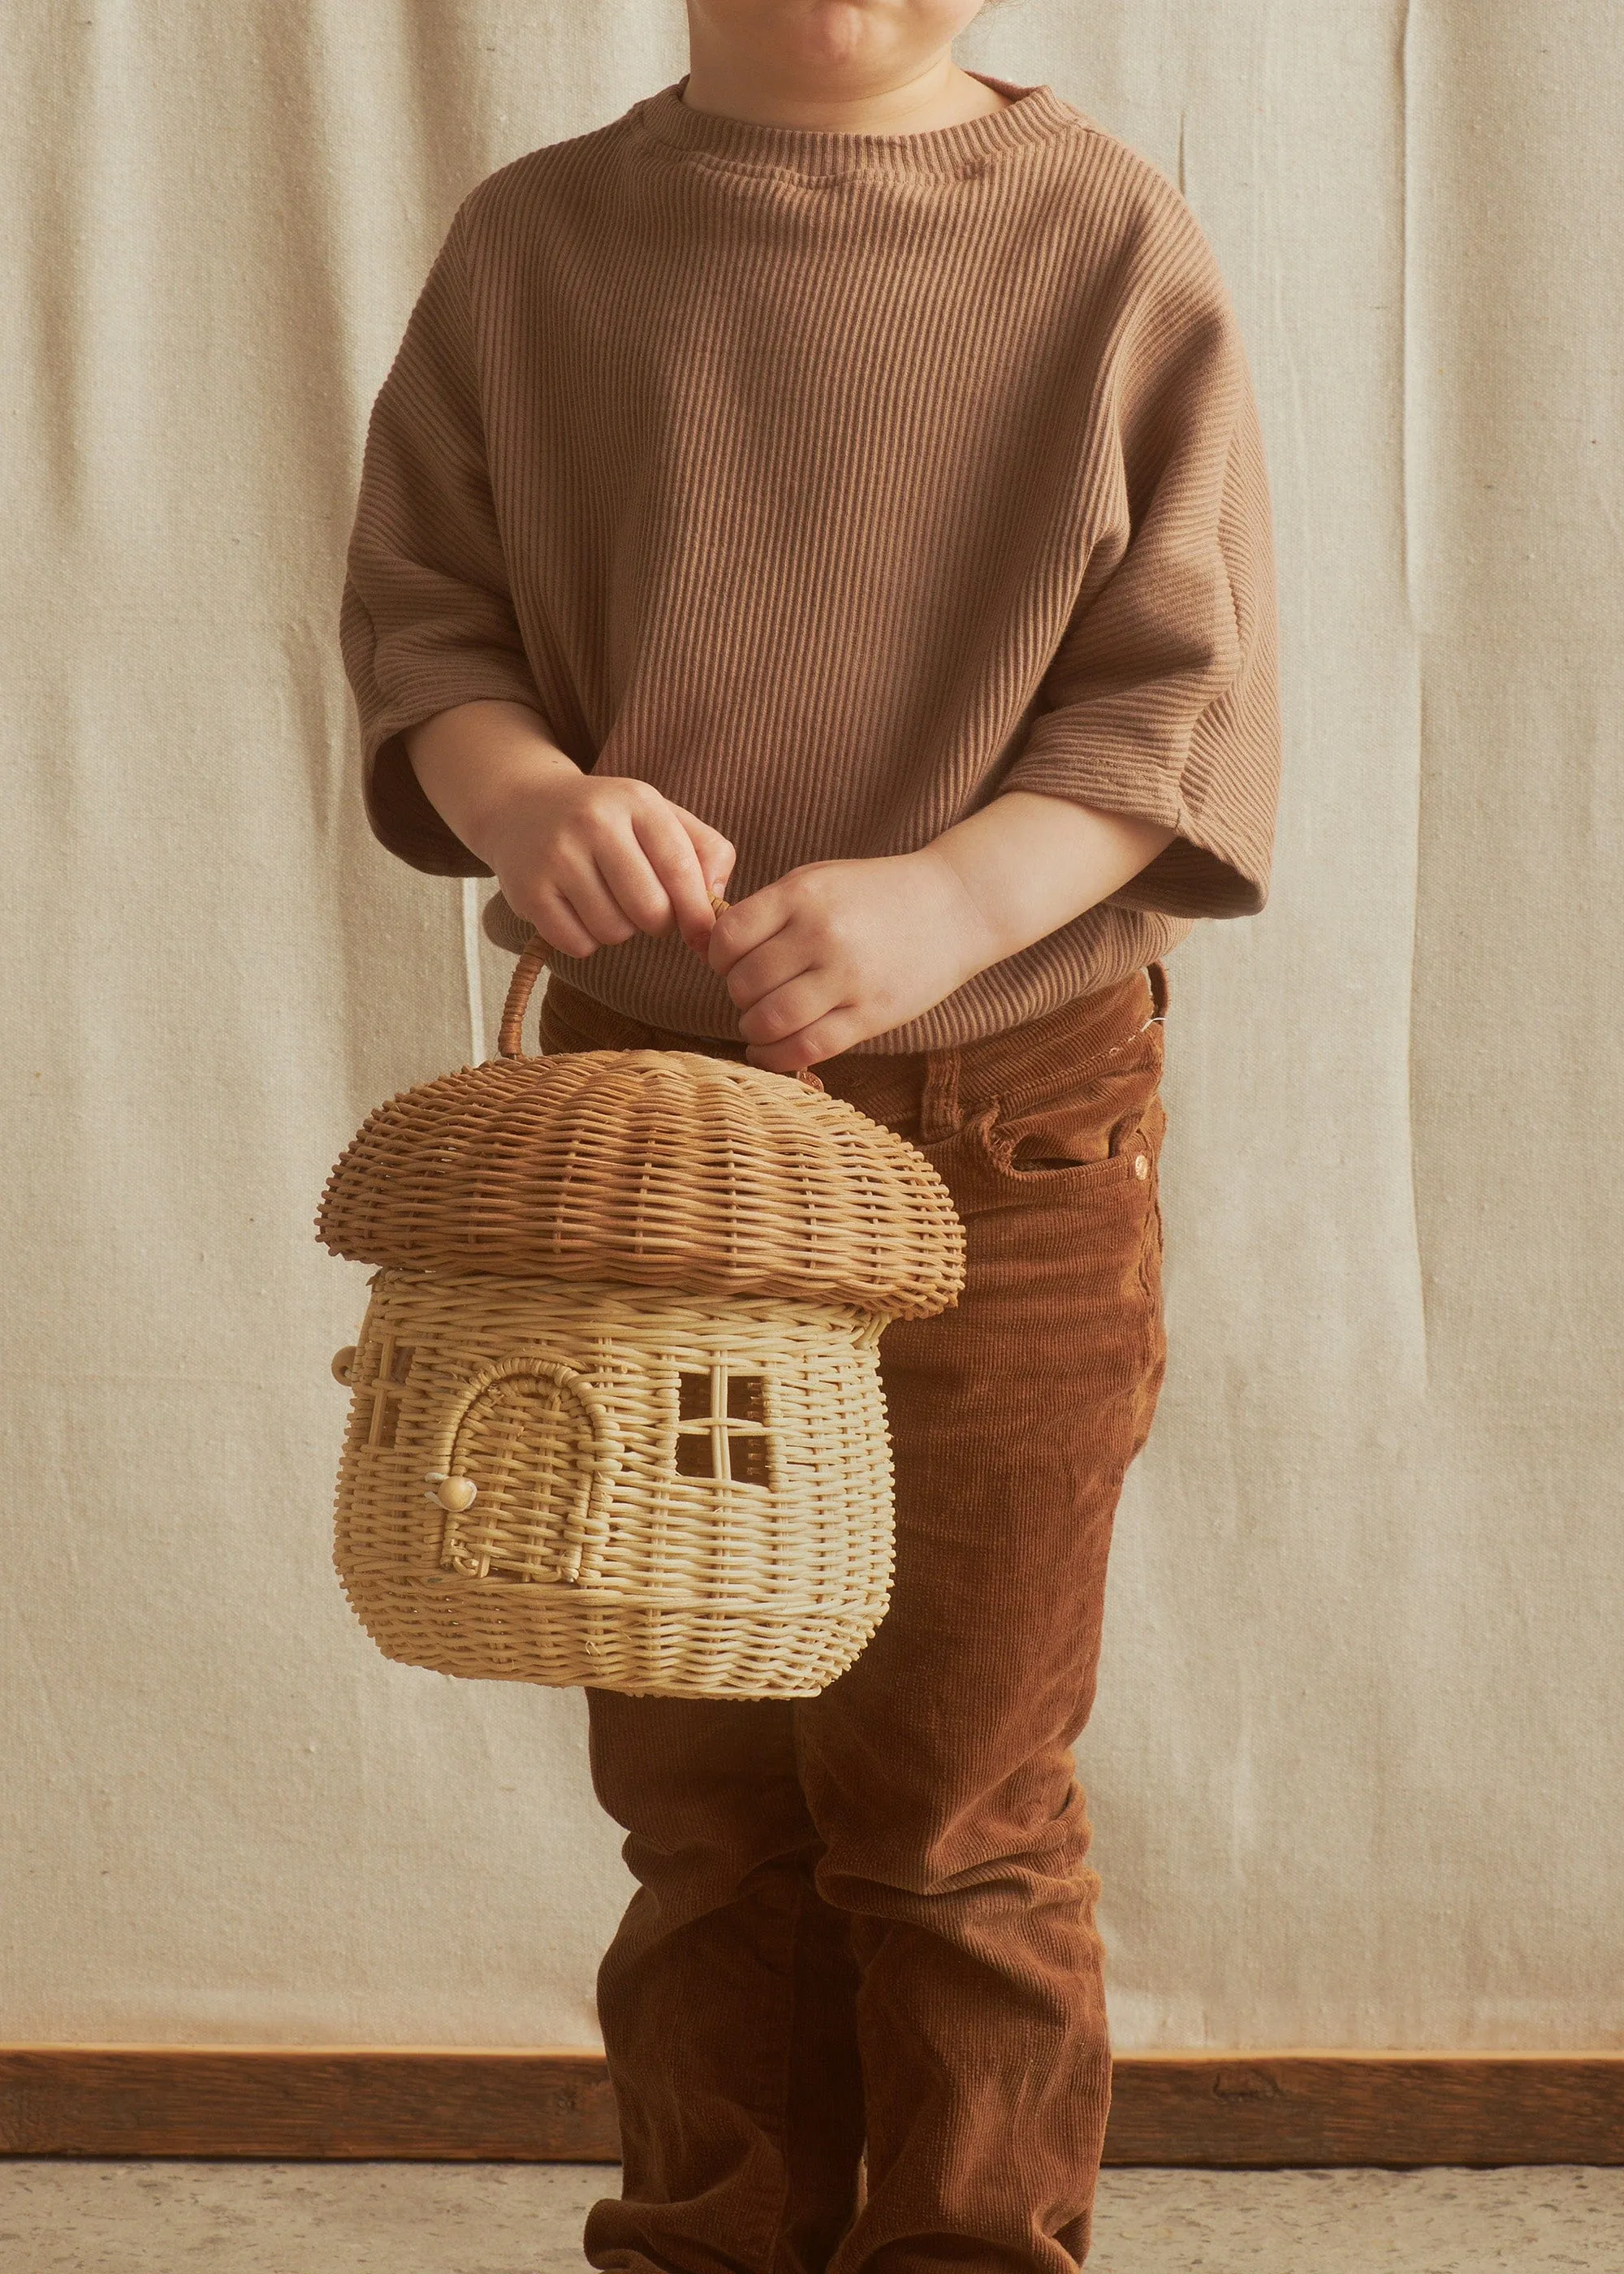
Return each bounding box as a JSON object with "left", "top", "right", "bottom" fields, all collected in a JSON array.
[{"left": 2, "top": 2048, "right": 1622, "bottom": 2168}]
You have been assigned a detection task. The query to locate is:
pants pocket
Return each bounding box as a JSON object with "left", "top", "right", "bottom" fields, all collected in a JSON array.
[{"left": 978, "top": 1037, "right": 1164, "bottom": 1193}]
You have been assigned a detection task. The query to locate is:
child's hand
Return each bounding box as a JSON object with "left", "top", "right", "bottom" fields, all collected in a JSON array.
[
  {"left": 707, "top": 794, "right": 1181, "bottom": 1069},
  {"left": 404, "top": 702, "right": 736, "bottom": 958},
  {"left": 707, "top": 852, "right": 992, "bottom": 1070},
  {"left": 488, "top": 765, "right": 736, "bottom": 960}
]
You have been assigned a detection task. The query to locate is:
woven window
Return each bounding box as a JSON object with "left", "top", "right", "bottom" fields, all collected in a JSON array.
[
  {"left": 675, "top": 1366, "right": 771, "bottom": 1486},
  {"left": 365, "top": 1337, "right": 415, "bottom": 1450}
]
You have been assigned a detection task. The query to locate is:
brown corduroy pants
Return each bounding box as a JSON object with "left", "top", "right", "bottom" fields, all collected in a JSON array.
[{"left": 535, "top": 960, "right": 1171, "bottom": 2274}]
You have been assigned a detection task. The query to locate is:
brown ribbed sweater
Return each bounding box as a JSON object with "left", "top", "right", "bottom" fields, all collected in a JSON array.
[{"left": 340, "top": 70, "right": 1281, "bottom": 1052}]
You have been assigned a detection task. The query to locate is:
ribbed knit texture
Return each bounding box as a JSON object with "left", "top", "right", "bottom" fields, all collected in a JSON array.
[{"left": 340, "top": 71, "right": 1281, "bottom": 1053}]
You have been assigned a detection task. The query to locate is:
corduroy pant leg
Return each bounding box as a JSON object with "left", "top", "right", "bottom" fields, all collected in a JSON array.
[
  {"left": 582, "top": 1693, "right": 867, "bottom": 2274},
  {"left": 801, "top": 970, "right": 1168, "bottom": 2274}
]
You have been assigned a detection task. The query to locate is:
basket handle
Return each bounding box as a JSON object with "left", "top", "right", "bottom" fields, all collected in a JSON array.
[
  {"left": 496, "top": 935, "right": 552, "bottom": 1058},
  {"left": 495, "top": 899, "right": 825, "bottom": 1092}
]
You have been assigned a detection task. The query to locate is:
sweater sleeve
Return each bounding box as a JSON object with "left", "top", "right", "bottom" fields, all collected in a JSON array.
[
  {"left": 339, "top": 205, "right": 555, "bottom": 875},
  {"left": 1000, "top": 205, "right": 1282, "bottom": 919}
]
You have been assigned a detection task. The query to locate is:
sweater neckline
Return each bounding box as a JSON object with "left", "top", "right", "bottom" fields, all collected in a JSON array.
[{"left": 632, "top": 71, "right": 1077, "bottom": 180}]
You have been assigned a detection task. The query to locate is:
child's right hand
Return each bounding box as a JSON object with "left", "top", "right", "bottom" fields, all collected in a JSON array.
[
  {"left": 404, "top": 700, "right": 735, "bottom": 959},
  {"left": 478, "top": 762, "right": 736, "bottom": 962}
]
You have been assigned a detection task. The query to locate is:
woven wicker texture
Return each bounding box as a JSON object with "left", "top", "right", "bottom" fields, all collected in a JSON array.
[
  {"left": 317, "top": 941, "right": 966, "bottom": 1319},
  {"left": 320, "top": 939, "right": 964, "bottom": 1697},
  {"left": 333, "top": 1273, "right": 895, "bottom": 1697}
]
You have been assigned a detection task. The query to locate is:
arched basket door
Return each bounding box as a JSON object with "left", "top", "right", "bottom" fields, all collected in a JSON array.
[{"left": 430, "top": 1359, "right": 618, "bottom": 1587}]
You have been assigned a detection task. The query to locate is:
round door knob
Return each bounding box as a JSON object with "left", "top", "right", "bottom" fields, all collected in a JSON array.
[
  {"left": 331, "top": 1346, "right": 357, "bottom": 1385},
  {"left": 434, "top": 1476, "right": 478, "bottom": 1515}
]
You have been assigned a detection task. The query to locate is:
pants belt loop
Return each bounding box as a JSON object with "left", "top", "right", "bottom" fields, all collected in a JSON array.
[
  {"left": 918, "top": 1046, "right": 962, "bottom": 1142},
  {"left": 1144, "top": 960, "right": 1169, "bottom": 1025}
]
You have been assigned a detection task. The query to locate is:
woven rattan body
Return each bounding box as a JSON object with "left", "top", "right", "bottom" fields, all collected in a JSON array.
[
  {"left": 317, "top": 947, "right": 965, "bottom": 1700},
  {"left": 335, "top": 1274, "right": 894, "bottom": 1696}
]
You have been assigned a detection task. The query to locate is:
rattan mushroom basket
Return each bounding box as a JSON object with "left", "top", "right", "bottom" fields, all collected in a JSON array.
[{"left": 316, "top": 938, "right": 965, "bottom": 1699}]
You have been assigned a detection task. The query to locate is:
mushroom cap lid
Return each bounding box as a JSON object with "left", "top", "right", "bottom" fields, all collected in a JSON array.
[{"left": 317, "top": 1045, "right": 965, "bottom": 1321}]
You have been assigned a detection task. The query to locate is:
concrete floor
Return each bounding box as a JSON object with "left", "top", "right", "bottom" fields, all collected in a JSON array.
[{"left": 3, "top": 2159, "right": 1623, "bottom": 2272}]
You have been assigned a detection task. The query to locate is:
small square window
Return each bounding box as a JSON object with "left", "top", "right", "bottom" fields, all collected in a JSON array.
[
  {"left": 673, "top": 1366, "right": 771, "bottom": 1487},
  {"left": 365, "top": 1336, "right": 415, "bottom": 1450}
]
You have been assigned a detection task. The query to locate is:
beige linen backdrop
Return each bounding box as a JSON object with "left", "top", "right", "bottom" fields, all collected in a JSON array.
[{"left": 5, "top": 2, "right": 1621, "bottom": 2053}]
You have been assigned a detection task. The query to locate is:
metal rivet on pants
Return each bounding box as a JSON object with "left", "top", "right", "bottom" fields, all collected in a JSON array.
[{"left": 1134, "top": 1153, "right": 1150, "bottom": 1179}]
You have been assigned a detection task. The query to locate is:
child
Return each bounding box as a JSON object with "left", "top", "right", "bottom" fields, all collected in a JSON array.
[{"left": 340, "top": 4, "right": 1281, "bottom": 2268}]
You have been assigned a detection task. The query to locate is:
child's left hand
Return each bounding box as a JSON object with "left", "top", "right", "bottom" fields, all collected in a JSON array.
[
  {"left": 706, "top": 851, "right": 992, "bottom": 1070},
  {"left": 706, "top": 793, "right": 1179, "bottom": 1069}
]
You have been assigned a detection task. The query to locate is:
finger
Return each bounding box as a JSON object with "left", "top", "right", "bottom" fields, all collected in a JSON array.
[
  {"left": 628, "top": 802, "right": 720, "bottom": 949},
  {"left": 554, "top": 854, "right": 638, "bottom": 947},
  {"left": 706, "top": 882, "right": 797, "bottom": 977},
  {"left": 522, "top": 884, "right": 603, "bottom": 962},
  {"left": 723, "top": 931, "right": 821, "bottom": 1014},
  {"left": 744, "top": 1006, "right": 864, "bottom": 1074},
  {"left": 736, "top": 971, "right": 849, "bottom": 1051},
  {"left": 667, "top": 805, "right": 737, "bottom": 903},
  {"left": 593, "top": 823, "right": 677, "bottom": 937}
]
